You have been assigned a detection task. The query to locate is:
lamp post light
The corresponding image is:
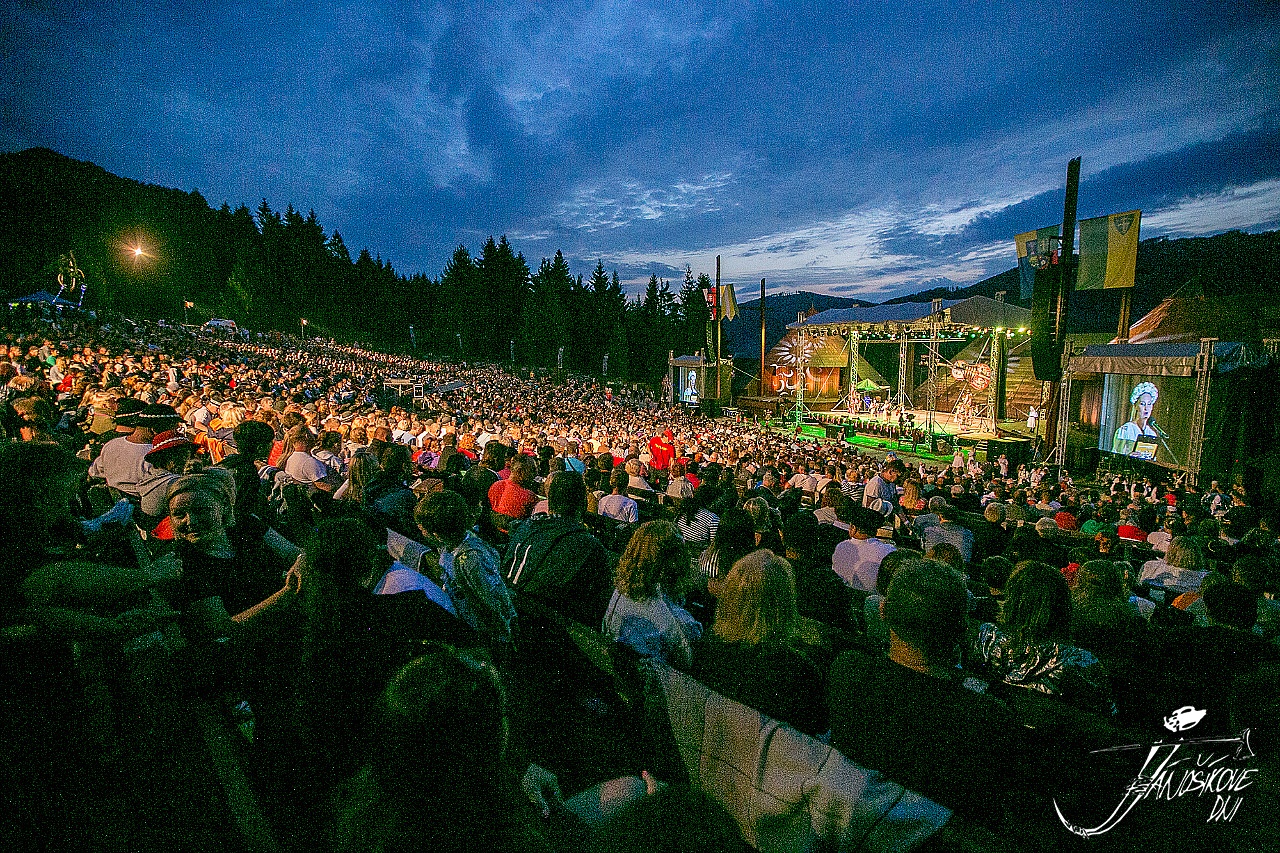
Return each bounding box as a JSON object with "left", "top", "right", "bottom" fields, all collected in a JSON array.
[
  {"left": 300, "top": 318, "right": 308, "bottom": 340},
  {"left": 184, "top": 300, "right": 193, "bottom": 325}
]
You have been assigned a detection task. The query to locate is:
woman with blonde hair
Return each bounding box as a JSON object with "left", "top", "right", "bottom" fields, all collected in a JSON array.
[
  {"left": 689, "top": 549, "right": 827, "bottom": 736},
  {"left": 898, "top": 479, "right": 925, "bottom": 514},
  {"left": 624, "top": 457, "right": 654, "bottom": 492},
  {"left": 603, "top": 520, "right": 702, "bottom": 667},
  {"left": 1138, "top": 535, "right": 1207, "bottom": 594}
]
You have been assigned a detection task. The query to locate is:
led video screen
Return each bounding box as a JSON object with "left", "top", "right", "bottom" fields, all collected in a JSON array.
[{"left": 1096, "top": 374, "right": 1195, "bottom": 469}]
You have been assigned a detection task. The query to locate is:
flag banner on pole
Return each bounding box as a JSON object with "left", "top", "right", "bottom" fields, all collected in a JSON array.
[
  {"left": 1015, "top": 225, "right": 1060, "bottom": 299},
  {"left": 719, "top": 282, "right": 739, "bottom": 321},
  {"left": 1078, "top": 210, "right": 1141, "bottom": 290}
]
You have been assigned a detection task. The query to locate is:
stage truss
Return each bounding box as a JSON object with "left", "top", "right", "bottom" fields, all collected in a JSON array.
[{"left": 792, "top": 300, "right": 1027, "bottom": 435}]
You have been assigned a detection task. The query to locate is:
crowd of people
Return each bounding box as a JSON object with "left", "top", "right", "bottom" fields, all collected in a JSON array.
[{"left": 2, "top": 304, "right": 1277, "bottom": 851}]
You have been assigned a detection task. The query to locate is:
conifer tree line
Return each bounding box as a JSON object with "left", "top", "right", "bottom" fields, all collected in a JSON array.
[{"left": 0, "top": 150, "right": 718, "bottom": 383}]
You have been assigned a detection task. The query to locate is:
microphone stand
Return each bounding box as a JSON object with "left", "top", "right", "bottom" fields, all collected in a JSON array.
[{"left": 1148, "top": 421, "right": 1181, "bottom": 468}]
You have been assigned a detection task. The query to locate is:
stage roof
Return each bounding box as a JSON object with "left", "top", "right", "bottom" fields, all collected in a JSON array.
[
  {"left": 789, "top": 294, "right": 1031, "bottom": 331},
  {"left": 1074, "top": 341, "right": 1262, "bottom": 377}
]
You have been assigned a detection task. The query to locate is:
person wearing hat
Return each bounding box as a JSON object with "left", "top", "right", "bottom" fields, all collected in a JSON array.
[
  {"left": 88, "top": 402, "right": 178, "bottom": 498},
  {"left": 101, "top": 393, "right": 133, "bottom": 432},
  {"left": 833, "top": 506, "right": 897, "bottom": 591},
  {"left": 164, "top": 470, "right": 287, "bottom": 616},
  {"left": 136, "top": 428, "right": 198, "bottom": 519}
]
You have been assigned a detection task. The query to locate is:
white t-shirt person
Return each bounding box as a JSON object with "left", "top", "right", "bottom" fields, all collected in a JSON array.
[
  {"left": 832, "top": 508, "right": 896, "bottom": 591},
  {"left": 89, "top": 436, "right": 156, "bottom": 497},
  {"left": 285, "top": 450, "right": 332, "bottom": 486},
  {"left": 832, "top": 535, "right": 896, "bottom": 592}
]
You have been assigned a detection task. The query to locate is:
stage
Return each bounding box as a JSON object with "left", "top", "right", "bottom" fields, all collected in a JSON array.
[
  {"left": 762, "top": 405, "right": 1038, "bottom": 465},
  {"left": 808, "top": 406, "right": 998, "bottom": 439}
]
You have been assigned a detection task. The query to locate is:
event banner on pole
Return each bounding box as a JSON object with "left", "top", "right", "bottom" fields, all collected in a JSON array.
[
  {"left": 719, "top": 282, "right": 739, "bottom": 321},
  {"left": 1014, "top": 225, "right": 1060, "bottom": 299},
  {"left": 1077, "top": 210, "right": 1141, "bottom": 290}
]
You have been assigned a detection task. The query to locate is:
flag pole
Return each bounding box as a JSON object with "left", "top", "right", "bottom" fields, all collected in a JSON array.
[
  {"left": 715, "top": 255, "right": 722, "bottom": 401},
  {"left": 1117, "top": 291, "right": 1132, "bottom": 343},
  {"left": 759, "top": 278, "right": 766, "bottom": 398}
]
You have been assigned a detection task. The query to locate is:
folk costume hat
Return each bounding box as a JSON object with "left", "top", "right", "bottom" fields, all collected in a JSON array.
[
  {"left": 1130, "top": 382, "right": 1158, "bottom": 405},
  {"left": 146, "top": 428, "right": 196, "bottom": 462},
  {"left": 135, "top": 404, "right": 182, "bottom": 429}
]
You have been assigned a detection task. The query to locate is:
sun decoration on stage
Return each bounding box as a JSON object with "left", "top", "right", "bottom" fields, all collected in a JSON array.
[{"left": 775, "top": 334, "right": 817, "bottom": 367}]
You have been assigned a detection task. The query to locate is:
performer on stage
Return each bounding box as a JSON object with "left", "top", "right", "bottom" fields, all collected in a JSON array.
[{"left": 1111, "top": 382, "right": 1160, "bottom": 457}]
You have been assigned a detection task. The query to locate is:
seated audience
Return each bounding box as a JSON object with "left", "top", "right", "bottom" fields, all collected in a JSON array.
[
  {"left": 689, "top": 549, "right": 828, "bottom": 737},
  {"left": 971, "top": 560, "right": 1116, "bottom": 716},
  {"left": 828, "top": 558, "right": 1048, "bottom": 832},
  {"left": 602, "top": 520, "right": 702, "bottom": 667}
]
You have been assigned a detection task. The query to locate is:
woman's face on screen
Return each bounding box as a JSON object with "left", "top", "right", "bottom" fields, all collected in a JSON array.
[{"left": 1137, "top": 393, "right": 1154, "bottom": 421}]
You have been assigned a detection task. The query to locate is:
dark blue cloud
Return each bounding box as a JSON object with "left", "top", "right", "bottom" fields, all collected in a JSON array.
[
  {"left": 966, "top": 119, "right": 1280, "bottom": 244},
  {"left": 3, "top": 0, "right": 1278, "bottom": 296}
]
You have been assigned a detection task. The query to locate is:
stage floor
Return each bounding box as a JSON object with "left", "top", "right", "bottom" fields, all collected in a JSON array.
[{"left": 810, "top": 406, "right": 1001, "bottom": 439}]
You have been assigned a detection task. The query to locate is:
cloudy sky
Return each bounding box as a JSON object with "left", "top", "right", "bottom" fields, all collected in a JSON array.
[{"left": 4, "top": 0, "right": 1278, "bottom": 299}]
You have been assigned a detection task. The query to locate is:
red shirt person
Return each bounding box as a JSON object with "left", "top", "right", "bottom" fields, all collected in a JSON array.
[
  {"left": 488, "top": 454, "right": 539, "bottom": 528},
  {"left": 648, "top": 430, "right": 676, "bottom": 472}
]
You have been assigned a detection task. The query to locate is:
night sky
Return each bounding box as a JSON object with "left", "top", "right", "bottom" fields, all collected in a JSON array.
[{"left": 4, "top": 1, "right": 1278, "bottom": 298}]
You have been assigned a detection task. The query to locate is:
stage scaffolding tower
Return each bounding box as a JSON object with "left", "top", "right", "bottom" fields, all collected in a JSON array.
[
  {"left": 925, "top": 298, "right": 942, "bottom": 438},
  {"left": 844, "top": 327, "right": 861, "bottom": 412},
  {"left": 892, "top": 337, "right": 912, "bottom": 412},
  {"left": 987, "top": 329, "right": 1004, "bottom": 434},
  {"left": 1185, "top": 338, "right": 1217, "bottom": 487},
  {"left": 792, "top": 320, "right": 814, "bottom": 430}
]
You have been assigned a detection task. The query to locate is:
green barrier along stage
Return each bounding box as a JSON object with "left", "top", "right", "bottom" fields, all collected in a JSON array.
[{"left": 764, "top": 419, "right": 958, "bottom": 464}]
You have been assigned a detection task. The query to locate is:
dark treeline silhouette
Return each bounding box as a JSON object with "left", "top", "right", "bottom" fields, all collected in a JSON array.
[
  {"left": 4, "top": 147, "right": 1278, "bottom": 374},
  {"left": 0, "top": 148, "right": 723, "bottom": 382}
]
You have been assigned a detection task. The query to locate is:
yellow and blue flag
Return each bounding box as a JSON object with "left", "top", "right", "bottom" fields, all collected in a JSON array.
[
  {"left": 1015, "top": 225, "right": 1060, "bottom": 300},
  {"left": 1077, "top": 210, "right": 1141, "bottom": 290}
]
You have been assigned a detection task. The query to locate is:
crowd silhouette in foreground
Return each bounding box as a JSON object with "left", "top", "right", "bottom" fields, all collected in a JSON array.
[{"left": 2, "top": 305, "right": 1278, "bottom": 852}]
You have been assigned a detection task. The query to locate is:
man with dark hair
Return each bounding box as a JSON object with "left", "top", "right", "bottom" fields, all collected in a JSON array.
[
  {"left": 831, "top": 506, "right": 896, "bottom": 591},
  {"left": 215, "top": 419, "right": 277, "bottom": 522},
  {"left": 828, "top": 559, "right": 1046, "bottom": 833},
  {"left": 862, "top": 458, "right": 904, "bottom": 515},
  {"left": 921, "top": 500, "right": 974, "bottom": 564},
  {"left": 503, "top": 470, "right": 611, "bottom": 626},
  {"left": 599, "top": 468, "right": 639, "bottom": 523},
  {"left": 459, "top": 440, "right": 506, "bottom": 528},
  {"left": 782, "top": 510, "right": 854, "bottom": 633}
]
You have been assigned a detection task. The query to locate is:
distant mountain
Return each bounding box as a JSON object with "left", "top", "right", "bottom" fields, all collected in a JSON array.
[
  {"left": 720, "top": 290, "right": 872, "bottom": 358},
  {"left": 725, "top": 229, "right": 1280, "bottom": 354},
  {"left": 881, "top": 268, "right": 1024, "bottom": 306},
  {"left": 6, "top": 146, "right": 1278, "bottom": 356}
]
